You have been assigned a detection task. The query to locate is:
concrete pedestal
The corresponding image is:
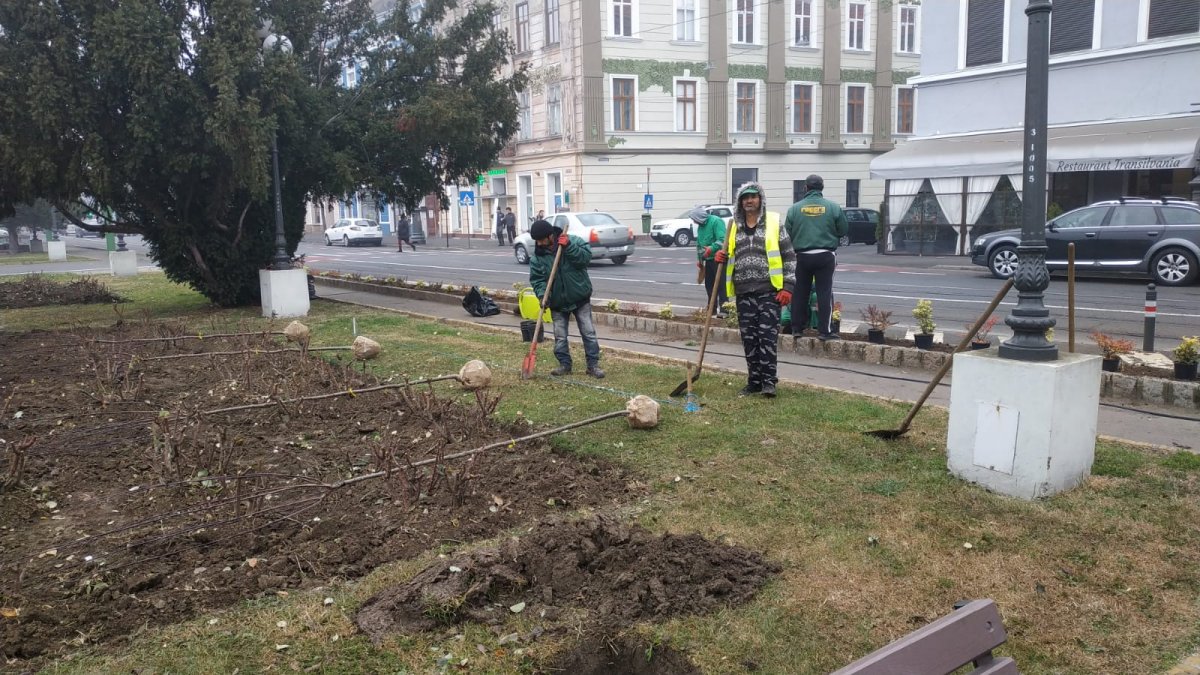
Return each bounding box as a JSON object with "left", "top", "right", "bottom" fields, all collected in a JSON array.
[
  {"left": 947, "top": 350, "right": 1102, "bottom": 500},
  {"left": 259, "top": 268, "right": 310, "bottom": 318},
  {"left": 29, "top": 239, "right": 44, "bottom": 253},
  {"left": 109, "top": 250, "right": 138, "bottom": 277},
  {"left": 47, "top": 240, "right": 67, "bottom": 261}
]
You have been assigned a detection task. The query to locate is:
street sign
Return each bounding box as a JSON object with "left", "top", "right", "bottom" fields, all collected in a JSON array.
[
  {"left": 458, "top": 191, "right": 475, "bottom": 207},
  {"left": 643, "top": 194, "right": 654, "bottom": 210}
]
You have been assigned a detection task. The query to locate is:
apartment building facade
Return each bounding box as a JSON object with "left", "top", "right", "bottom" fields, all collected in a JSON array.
[
  {"left": 870, "top": 0, "right": 1200, "bottom": 255},
  {"left": 450, "top": 0, "right": 921, "bottom": 238}
]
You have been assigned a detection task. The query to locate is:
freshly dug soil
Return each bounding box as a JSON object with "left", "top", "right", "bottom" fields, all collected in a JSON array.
[
  {"left": 542, "top": 635, "right": 700, "bottom": 675},
  {"left": 0, "top": 274, "right": 123, "bottom": 309},
  {"left": 355, "top": 515, "right": 780, "bottom": 641}
]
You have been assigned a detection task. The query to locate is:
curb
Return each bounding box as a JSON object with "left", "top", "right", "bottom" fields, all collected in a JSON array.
[{"left": 313, "top": 277, "right": 1200, "bottom": 411}]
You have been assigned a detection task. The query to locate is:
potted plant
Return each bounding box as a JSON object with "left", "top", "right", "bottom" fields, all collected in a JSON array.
[
  {"left": 831, "top": 301, "right": 843, "bottom": 334},
  {"left": 859, "top": 305, "right": 894, "bottom": 344},
  {"left": 911, "top": 299, "right": 936, "bottom": 349},
  {"left": 1171, "top": 336, "right": 1199, "bottom": 381},
  {"left": 969, "top": 315, "right": 999, "bottom": 350},
  {"left": 1090, "top": 329, "right": 1133, "bottom": 372}
]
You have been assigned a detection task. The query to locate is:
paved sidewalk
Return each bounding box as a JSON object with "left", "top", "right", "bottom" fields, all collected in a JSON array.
[{"left": 314, "top": 282, "right": 1198, "bottom": 451}]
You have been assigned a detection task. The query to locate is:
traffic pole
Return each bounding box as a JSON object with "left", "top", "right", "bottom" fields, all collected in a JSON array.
[{"left": 1143, "top": 283, "right": 1157, "bottom": 352}]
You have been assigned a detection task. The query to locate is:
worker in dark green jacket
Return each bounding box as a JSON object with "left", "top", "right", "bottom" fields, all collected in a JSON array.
[
  {"left": 690, "top": 207, "right": 728, "bottom": 317},
  {"left": 529, "top": 219, "right": 604, "bottom": 378},
  {"left": 783, "top": 174, "right": 848, "bottom": 341}
]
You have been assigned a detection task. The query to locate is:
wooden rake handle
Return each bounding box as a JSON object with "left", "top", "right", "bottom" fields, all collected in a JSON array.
[{"left": 686, "top": 260, "right": 726, "bottom": 394}]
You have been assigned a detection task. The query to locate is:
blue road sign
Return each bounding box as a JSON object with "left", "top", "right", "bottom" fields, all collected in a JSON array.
[
  {"left": 458, "top": 190, "right": 475, "bottom": 207},
  {"left": 643, "top": 193, "right": 654, "bottom": 210}
]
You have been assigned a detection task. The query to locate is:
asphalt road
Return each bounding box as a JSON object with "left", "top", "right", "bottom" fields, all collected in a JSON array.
[{"left": 10, "top": 233, "right": 1199, "bottom": 347}]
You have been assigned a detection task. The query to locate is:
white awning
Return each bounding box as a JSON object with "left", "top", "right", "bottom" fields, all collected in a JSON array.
[{"left": 870, "top": 115, "right": 1200, "bottom": 180}]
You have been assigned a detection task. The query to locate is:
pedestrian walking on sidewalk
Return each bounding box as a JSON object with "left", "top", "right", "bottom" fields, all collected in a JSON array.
[
  {"left": 715, "top": 182, "right": 796, "bottom": 398},
  {"left": 784, "top": 174, "right": 847, "bottom": 341},
  {"left": 503, "top": 208, "right": 517, "bottom": 245},
  {"left": 506, "top": 214, "right": 517, "bottom": 243},
  {"left": 690, "top": 207, "right": 728, "bottom": 317},
  {"left": 528, "top": 219, "right": 605, "bottom": 379},
  {"left": 395, "top": 214, "right": 413, "bottom": 252}
]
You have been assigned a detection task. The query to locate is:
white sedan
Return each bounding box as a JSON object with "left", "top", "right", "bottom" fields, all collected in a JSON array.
[
  {"left": 512, "top": 211, "right": 636, "bottom": 265},
  {"left": 324, "top": 218, "right": 383, "bottom": 247}
]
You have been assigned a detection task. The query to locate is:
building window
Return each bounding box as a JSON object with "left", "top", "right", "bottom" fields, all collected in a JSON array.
[
  {"left": 547, "top": 83, "right": 562, "bottom": 136},
  {"left": 792, "top": 83, "right": 814, "bottom": 133},
  {"left": 846, "top": 1, "right": 868, "bottom": 50},
  {"left": 965, "top": 0, "right": 1004, "bottom": 66},
  {"left": 898, "top": 4, "right": 920, "bottom": 54},
  {"left": 676, "top": 0, "right": 696, "bottom": 41},
  {"left": 676, "top": 80, "right": 697, "bottom": 131},
  {"left": 846, "top": 85, "right": 866, "bottom": 133},
  {"left": 1050, "top": 0, "right": 1095, "bottom": 53},
  {"left": 846, "top": 180, "right": 860, "bottom": 208},
  {"left": 736, "top": 0, "right": 755, "bottom": 44},
  {"left": 793, "top": 0, "right": 813, "bottom": 46},
  {"left": 736, "top": 82, "right": 757, "bottom": 132},
  {"left": 1148, "top": 0, "right": 1200, "bottom": 39},
  {"left": 517, "top": 91, "right": 532, "bottom": 140},
  {"left": 612, "top": 77, "right": 636, "bottom": 131},
  {"left": 613, "top": 0, "right": 634, "bottom": 37},
  {"left": 515, "top": 2, "right": 530, "bottom": 53},
  {"left": 545, "top": 0, "right": 560, "bottom": 46},
  {"left": 896, "top": 87, "right": 914, "bottom": 134}
]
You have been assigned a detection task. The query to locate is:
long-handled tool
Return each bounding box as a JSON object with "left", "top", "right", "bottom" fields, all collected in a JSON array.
[
  {"left": 671, "top": 260, "right": 726, "bottom": 405},
  {"left": 866, "top": 278, "right": 1013, "bottom": 439},
  {"left": 519, "top": 228, "right": 567, "bottom": 379}
]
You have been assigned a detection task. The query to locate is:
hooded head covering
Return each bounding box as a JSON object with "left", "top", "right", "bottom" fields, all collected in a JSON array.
[
  {"left": 688, "top": 207, "right": 708, "bottom": 225},
  {"left": 529, "top": 219, "right": 556, "bottom": 241},
  {"left": 734, "top": 181, "right": 766, "bottom": 225}
]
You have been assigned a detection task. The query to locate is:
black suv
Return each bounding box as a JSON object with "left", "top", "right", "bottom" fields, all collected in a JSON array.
[
  {"left": 970, "top": 197, "right": 1200, "bottom": 286},
  {"left": 842, "top": 208, "right": 879, "bottom": 246}
]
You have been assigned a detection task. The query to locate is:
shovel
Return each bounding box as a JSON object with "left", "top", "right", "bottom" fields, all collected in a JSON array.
[
  {"left": 865, "top": 278, "right": 1013, "bottom": 439},
  {"left": 671, "top": 260, "right": 726, "bottom": 404},
  {"left": 519, "top": 228, "right": 567, "bottom": 379}
]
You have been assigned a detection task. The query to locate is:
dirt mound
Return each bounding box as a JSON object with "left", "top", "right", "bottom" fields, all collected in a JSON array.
[
  {"left": 355, "top": 515, "right": 779, "bottom": 641},
  {"left": 0, "top": 274, "right": 123, "bottom": 309}
]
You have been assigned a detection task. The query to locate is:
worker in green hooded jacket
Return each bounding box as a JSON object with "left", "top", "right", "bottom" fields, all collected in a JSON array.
[{"left": 690, "top": 207, "right": 728, "bottom": 317}]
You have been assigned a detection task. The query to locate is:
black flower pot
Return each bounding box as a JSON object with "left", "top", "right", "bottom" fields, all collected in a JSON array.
[
  {"left": 830, "top": 320, "right": 841, "bottom": 334},
  {"left": 1175, "top": 361, "right": 1198, "bottom": 381},
  {"left": 914, "top": 333, "right": 935, "bottom": 350},
  {"left": 970, "top": 339, "right": 992, "bottom": 350},
  {"left": 1101, "top": 357, "right": 1120, "bottom": 373},
  {"left": 867, "top": 328, "right": 886, "bottom": 344}
]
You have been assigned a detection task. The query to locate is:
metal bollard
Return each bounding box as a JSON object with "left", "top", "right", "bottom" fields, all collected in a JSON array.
[{"left": 1143, "top": 283, "right": 1156, "bottom": 352}]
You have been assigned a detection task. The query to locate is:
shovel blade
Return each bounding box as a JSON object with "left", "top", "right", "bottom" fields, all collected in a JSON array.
[
  {"left": 864, "top": 428, "right": 907, "bottom": 440},
  {"left": 520, "top": 353, "right": 537, "bottom": 379},
  {"left": 670, "top": 369, "right": 701, "bottom": 397}
]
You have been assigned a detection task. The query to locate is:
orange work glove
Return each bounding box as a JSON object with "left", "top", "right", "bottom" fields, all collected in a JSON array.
[
  {"left": 714, "top": 249, "right": 728, "bottom": 263},
  {"left": 702, "top": 246, "right": 712, "bottom": 259},
  {"left": 557, "top": 234, "right": 569, "bottom": 246},
  {"left": 776, "top": 290, "right": 792, "bottom": 306}
]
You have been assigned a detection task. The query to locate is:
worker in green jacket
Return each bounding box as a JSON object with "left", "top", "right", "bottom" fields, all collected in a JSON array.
[
  {"left": 529, "top": 219, "right": 604, "bottom": 378},
  {"left": 783, "top": 174, "right": 848, "bottom": 341},
  {"left": 690, "top": 207, "right": 728, "bottom": 317}
]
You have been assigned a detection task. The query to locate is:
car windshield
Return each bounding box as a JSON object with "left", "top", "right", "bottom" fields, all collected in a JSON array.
[{"left": 575, "top": 213, "right": 621, "bottom": 227}]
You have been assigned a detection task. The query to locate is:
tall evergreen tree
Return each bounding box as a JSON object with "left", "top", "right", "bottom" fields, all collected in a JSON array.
[{"left": 0, "top": 0, "right": 522, "bottom": 305}]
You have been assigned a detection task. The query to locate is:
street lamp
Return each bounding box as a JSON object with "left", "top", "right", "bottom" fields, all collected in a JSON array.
[
  {"left": 257, "top": 21, "right": 293, "bottom": 271},
  {"left": 999, "top": 0, "right": 1058, "bottom": 361}
]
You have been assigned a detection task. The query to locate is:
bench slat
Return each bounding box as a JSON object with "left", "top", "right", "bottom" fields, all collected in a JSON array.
[
  {"left": 969, "top": 656, "right": 1019, "bottom": 675},
  {"left": 833, "top": 600, "right": 1011, "bottom": 675}
]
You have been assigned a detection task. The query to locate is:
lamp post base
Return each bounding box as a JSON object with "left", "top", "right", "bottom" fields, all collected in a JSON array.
[
  {"left": 259, "top": 268, "right": 310, "bottom": 318},
  {"left": 109, "top": 250, "right": 138, "bottom": 277}
]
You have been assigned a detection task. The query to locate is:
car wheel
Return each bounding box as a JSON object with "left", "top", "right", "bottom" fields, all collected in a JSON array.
[
  {"left": 657, "top": 238, "right": 673, "bottom": 248},
  {"left": 343, "top": 235, "right": 350, "bottom": 247},
  {"left": 325, "top": 235, "right": 332, "bottom": 246},
  {"left": 839, "top": 235, "right": 851, "bottom": 247},
  {"left": 1150, "top": 248, "right": 1198, "bottom": 286},
  {"left": 674, "top": 230, "right": 693, "bottom": 247},
  {"left": 988, "top": 245, "right": 1019, "bottom": 279},
  {"left": 611, "top": 255, "right": 627, "bottom": 265},
  {"left": 514, "top": 244, "right": 529, "bottom": 265}
]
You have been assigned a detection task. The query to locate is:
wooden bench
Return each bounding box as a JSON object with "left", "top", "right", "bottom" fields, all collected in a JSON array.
[{"left": 833, "top": 599, "right": 1018, "bottom": 675}]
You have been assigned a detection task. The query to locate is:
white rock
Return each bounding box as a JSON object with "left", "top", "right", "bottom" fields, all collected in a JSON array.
[{"left": 625, "top": 395, "right": 660, "bottom": 429}]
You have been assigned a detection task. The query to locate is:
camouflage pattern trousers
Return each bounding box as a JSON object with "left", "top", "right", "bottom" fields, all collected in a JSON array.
[{"left": 735, "top": 291, "right": 782, "bottom": 388}]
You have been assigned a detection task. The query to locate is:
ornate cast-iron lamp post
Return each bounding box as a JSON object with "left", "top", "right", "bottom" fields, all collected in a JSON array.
[
  {"left": 1000, "top": 0, "right": 1058, "bottom": 361},
  {"left": 257, "top": 21, "right": 293, "bottom": 271}
]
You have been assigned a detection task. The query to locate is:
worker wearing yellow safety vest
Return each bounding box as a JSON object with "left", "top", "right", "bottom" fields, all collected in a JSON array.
[{"left": 714, "top": 182, "right": 797, "bottom": 398}]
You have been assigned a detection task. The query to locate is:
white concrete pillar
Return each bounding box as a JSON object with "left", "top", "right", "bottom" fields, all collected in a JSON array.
[
  {"left": 947, "top": 350, "right": 1102, "bottom": 500},
  {"left": 109, "top": 250, "right": 138, "bottom": 277},
  {"left": 259, "top": 268, "right": 310, "bottom": 318},
  {"left": 47, "top": 240, "right": 67, "bottom": 261}
]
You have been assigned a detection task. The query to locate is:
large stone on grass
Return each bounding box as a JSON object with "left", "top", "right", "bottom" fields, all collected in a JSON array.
[
  {"left": 458, "top": 360, "right": 491, "bottom": 389},
  {"left": 283, "top": 321, "right": 311, "bottom": 344},
  {"left": 626, "top": 395, "right": 659, "bottom": 429},
  {"left": 352, "top": 336, "right": 381, "bottom": 361}
]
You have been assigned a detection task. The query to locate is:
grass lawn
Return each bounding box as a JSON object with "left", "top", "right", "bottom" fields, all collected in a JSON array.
[
  {"left": 0, "top": 252, "right": 92, "bottom": 265},
  {"left": 6, "top": 273, "right": 1200, "bottom": 674}
]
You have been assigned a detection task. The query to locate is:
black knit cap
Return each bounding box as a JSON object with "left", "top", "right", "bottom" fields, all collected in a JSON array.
[{"left": 530, "top": 219, "right": 555, "bottom": 241}]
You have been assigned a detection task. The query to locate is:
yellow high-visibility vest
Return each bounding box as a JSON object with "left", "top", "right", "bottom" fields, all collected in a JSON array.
[{"left": 725, "top": 211, "right": 783, "bottom": 297}]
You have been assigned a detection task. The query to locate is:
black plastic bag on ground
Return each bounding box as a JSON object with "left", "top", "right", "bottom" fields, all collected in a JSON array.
[{"left": 462, "top": 286, "right": 500, "bottom": 317}]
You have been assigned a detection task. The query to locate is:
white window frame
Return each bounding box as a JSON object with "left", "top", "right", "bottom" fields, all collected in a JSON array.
[
  {"left": 843, "top": 83, "right": 870, "bottom": 135},
  {"left": 732, "top": 79, "right": 759, "bottom": 133},
  {"left": 846, "top": 1, "right": 871, "bottom": 51},
  {"left": 789, "top": 81, "right": 819, "bottom": 133},
  {"left": 611, "top": 0, "right": 638, "bottom": 38},
  {"left": 609, "top": 74, "right": 639, "bottom": 132},
  {"left": 545, "top": 0, "right": 561, "bottom": 46},
  {"left": 792, "top": 0, "right": 818, "bottom": 48},
  {"left": 673, "top": 77, "right": 700, "bottom": 132},
  {"left": 544, "top": 171, "right": 564, "bottom": 214},
  {"left": 734, "top": 0, "right": 758, "bottom": 45},
  {"left": 515, "top": 1, "right": 531, "bottom": 53},
  {"left": 546, "top": 83, "right": 562, "bottom": 137},
  {"left": 894, "top": 85, "right": 916, "bottom": 135},
  {"left": 517, "top": 90, "right": 532, "bottom": 140},
  {"left": 897, "top": 3, "right": 920, "bottom": 54},
  {"left": 958, "top": 0, "right": 1012, "bottom": 69},
  {"left": 675, "top": 0, "right": 697, "bottom": 41}
]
